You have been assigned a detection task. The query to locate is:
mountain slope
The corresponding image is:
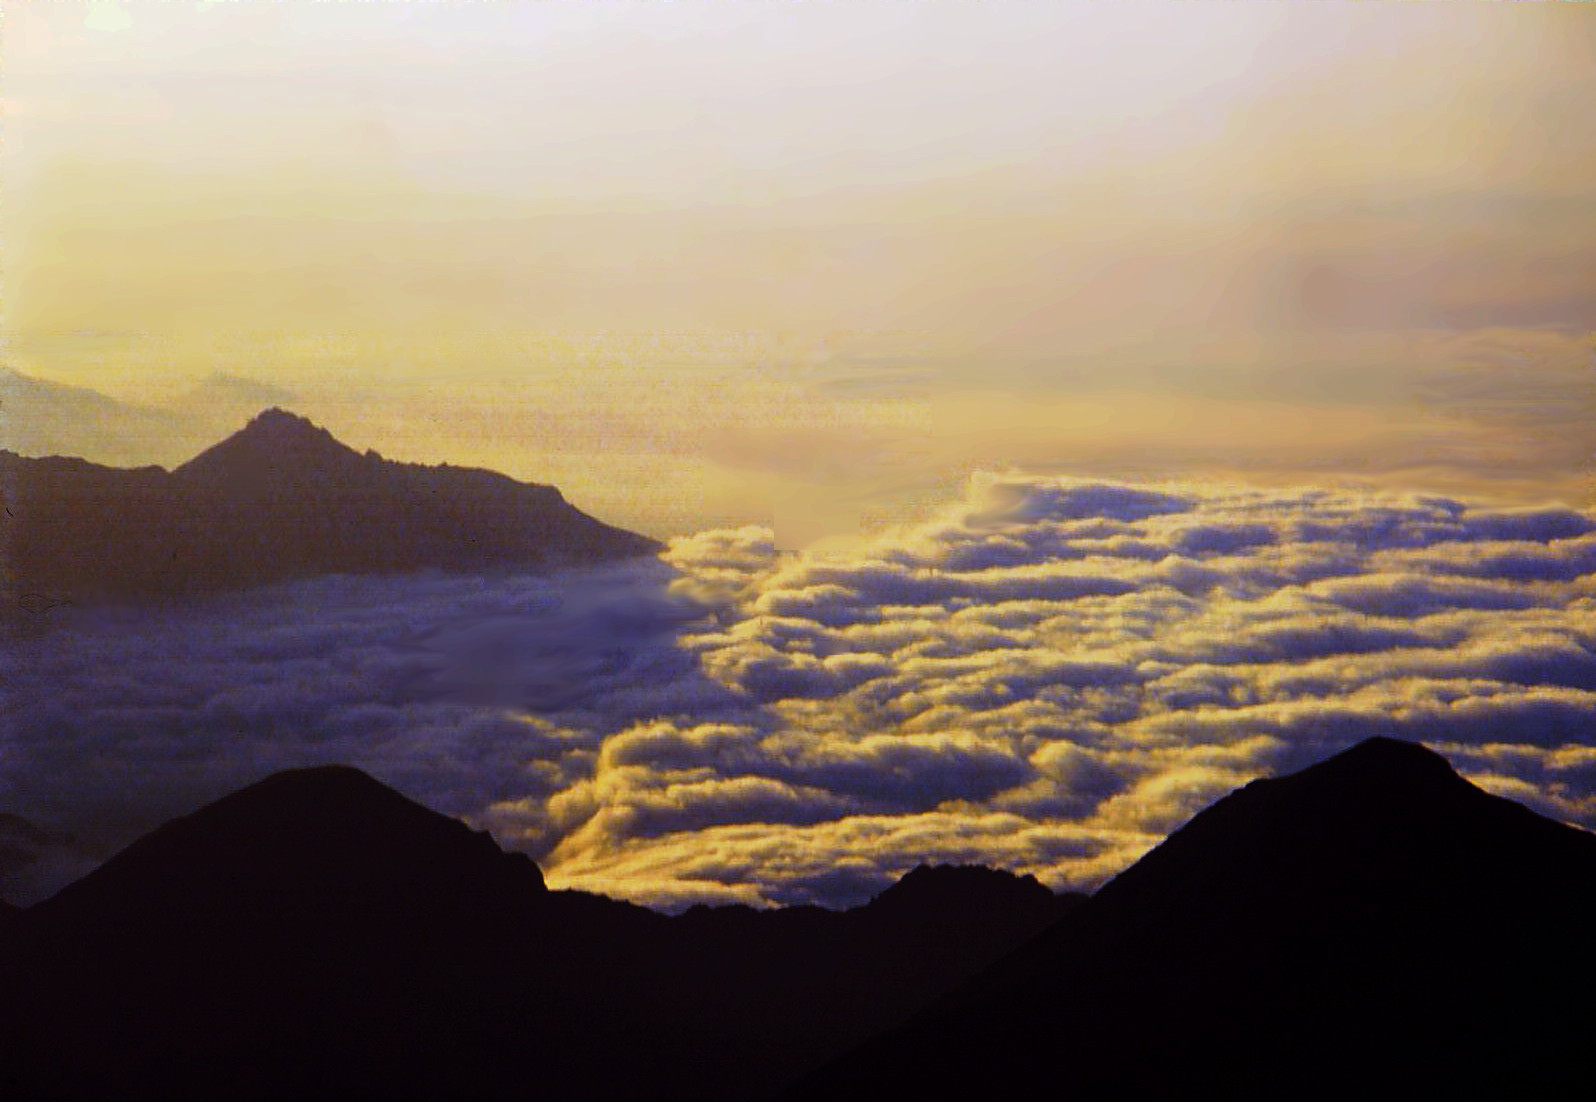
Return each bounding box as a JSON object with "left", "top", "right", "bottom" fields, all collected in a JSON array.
[
  {"left": 0, "top": 766, "right": 1076, "bottom": 1101},
  {"left": 790, "top": 737, "right": 1596, "bottom": 1100},
  {"left": 29, "top": 764, "right": 549, "bottom": 923},
  {"left": 2, "top": 408, "right": 661, "bottom": 601},
  {"left": 0, "top": 367, "right": 201, "bottom": 468},
  {"left": 10, "top": 738, "right": 1588, "bottom": 1100},
  {"left": 1, "top": 766, "right": 557, "bottom": 1100}
]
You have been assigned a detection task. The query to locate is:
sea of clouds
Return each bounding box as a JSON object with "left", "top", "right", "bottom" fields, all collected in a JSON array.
[{"left": 5, "top": 472, "right": 1596, "bottom": 908}]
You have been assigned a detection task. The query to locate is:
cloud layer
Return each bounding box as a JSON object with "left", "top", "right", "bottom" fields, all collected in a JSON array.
[{"left": 5, "top": 472, "right": 1594, "bottom": 907}]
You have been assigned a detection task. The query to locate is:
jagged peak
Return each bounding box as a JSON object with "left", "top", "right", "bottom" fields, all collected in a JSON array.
[
  {"left": 868, "top": 864, "right": 1053, "bottom": 914},
  {"left": 173, "top": 408, "right": 364, "bottom": 477},
  {"left": 238, "top": 407, "right": 340, "bottom": 440}
]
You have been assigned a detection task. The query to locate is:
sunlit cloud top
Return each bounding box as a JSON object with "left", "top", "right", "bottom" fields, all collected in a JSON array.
[{"left": 7, "top": 472, "right": 1595, "bottom": 908}]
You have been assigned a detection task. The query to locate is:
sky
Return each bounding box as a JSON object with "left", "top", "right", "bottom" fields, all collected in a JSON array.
[{"left": 3, "top": 0, "right": 1594, "bottom": 538}]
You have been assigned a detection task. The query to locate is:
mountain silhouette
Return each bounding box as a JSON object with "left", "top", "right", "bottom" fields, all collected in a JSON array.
[
  {"left": 0, "top": 766, "right": 1077, "bottom": 1101},
  {"left": 175, "top": 407, "right": 368, "bottom": 483},
  {"left": 789, "top": 737, "right": 1596, "bottom": 1099},
  {"left": 1, "top": 409, "right": 660, "bottom": 601},
  {"left": 1, "top": 765, "right": 558, "bottom": 1100},
  {"left": 7, "top": 738, "right": 1593, "bottom": 1100},
  {"left": 30, "top": 764, "right": 549, "bottom": 925},
  {"left": 0, "top": 366, "right": 202, "bottom": 468}
]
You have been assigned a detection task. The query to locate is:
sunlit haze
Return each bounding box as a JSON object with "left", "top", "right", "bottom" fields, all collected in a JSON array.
[{"left": 5, "top": 1, "right": 1593, "bottom": 538}]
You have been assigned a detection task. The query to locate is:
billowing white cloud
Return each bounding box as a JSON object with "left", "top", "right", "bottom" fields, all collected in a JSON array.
[{"left": 4, "top": 472, "right": 1594, "bottom": 908}]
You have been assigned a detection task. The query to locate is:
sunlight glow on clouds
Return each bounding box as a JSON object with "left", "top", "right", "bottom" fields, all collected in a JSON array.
[{"left": 5, "top": 473, "right": 1594, "bottom": 908}]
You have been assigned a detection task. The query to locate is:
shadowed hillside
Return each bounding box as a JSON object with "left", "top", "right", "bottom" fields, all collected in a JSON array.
[
  {"left": 6, "top": 738, "right": 1595, "bottom": 1100},
  {"left": 0, "top": 765, "right": 1078, "bottom": 1101},
  {"left": 791, "top": 737, "right": 1596, "bottom": 1100}
]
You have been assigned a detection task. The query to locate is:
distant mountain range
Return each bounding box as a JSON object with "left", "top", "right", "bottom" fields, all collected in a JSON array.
[
  {"left": 2, "top": 737, "right": 1593, "bottom": 1099},
  {"left": 0, "top": 366, "right": 197, "bottom": 468},
  {"left": 2, "top": 408, "right": 660, "bottom": 602},
  {"left": 0, "top": 366, "right": 303, "bottom": 468}
]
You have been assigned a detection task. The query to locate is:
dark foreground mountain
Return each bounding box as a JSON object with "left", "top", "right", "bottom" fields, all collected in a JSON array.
[
  {"left": 6, "top": 739, "right": 1594, "bottom": 1101},
  {"left": 1, "top": 408, "right": 660, "bottom": 602},
  {"left": 791, "top": 737, "right": 1596, "bottom": 1100},
  {"left": 0, "top": 766, "right": 1077, "bottom": 1101}
]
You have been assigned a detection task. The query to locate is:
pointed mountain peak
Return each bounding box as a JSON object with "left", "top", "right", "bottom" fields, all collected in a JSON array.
[
  {"left": 173, "top": 408, "right": 364, "bottom": 480},
  {"left": 1293, "top": 735, "right": 1460, "bottom": 787},
  {"left": 868, "top": 864, "right": 1054, "bottom": 917},
  {"left": 208, "top": 762, "right": 432, "bottom": 820},
  {"left": 1090, "top": 735, "right": 1546, "bottom": 920},
  {"left": 246, "top": 406, "right": 316, "bottom": 428},
  {"left": 233, "top": 407, "right": 348, "bottom": 450},
  {"left": 1246, "top": 735, "right": 1474, "bottom": 813},
  {"left": 144, "top": 762, "right": 532, "bottom": 870},
  {"left": 33, "top": 764, "right": 545, "bottom": 921},
  {"left": 789, "top": 738, "right": 1596, "bottom": 1100}
]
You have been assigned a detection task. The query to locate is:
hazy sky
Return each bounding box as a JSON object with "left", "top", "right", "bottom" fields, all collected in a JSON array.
[{"left": 4, "top": 1, "right": 1594, "bottom": 536}]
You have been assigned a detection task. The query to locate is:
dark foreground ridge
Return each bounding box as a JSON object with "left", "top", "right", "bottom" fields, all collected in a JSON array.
[
  {"left": 1, "top": 408, "right": 661, "bottom": 601},
  {"left": 3, "top": 737, "right": 1594, "bottom": 1100},
  {"left": 789, "top": 736, "right": 1596, "bottom": 1100},
  {"left": 0, "top": 764, "right": 1078, "bottom": 1101}
]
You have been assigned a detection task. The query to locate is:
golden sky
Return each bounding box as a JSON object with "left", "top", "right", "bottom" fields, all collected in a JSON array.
[{"left": 4, "top": 1, "right": 1593, "bottom": 536}]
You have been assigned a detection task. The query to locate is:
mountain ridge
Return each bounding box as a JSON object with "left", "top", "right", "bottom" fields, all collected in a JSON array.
[
  {"left": 5, "top": 737, "right": 1596, "bottom": 1099},
  {"left": 790, "top": 735, "right": 1596, "bottom": 1099},
  {"left": 0, "top": 367, "right": 202, "bottom": 468},
  {"left": 0, "top": 760, "right": 1080, "bottom": 1101},
  {"left": 1, "top": 408, "right": 659, "bottom": 602},
  {"left": 28, "top": 763, "right": 549, "bottom": 928}
]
